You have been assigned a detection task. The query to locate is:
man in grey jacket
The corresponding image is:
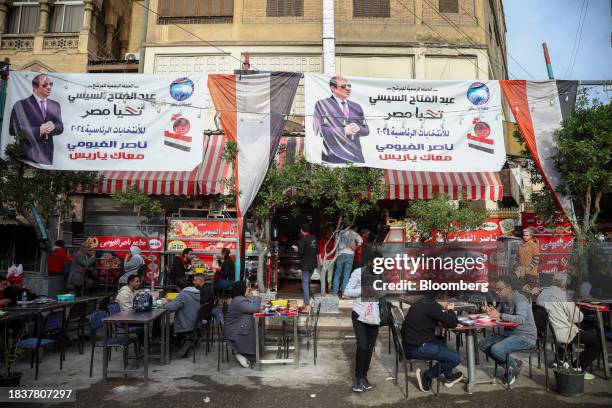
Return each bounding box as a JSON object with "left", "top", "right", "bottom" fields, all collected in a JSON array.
[
  {"left": 163, "top": 274, "right": 205, "bottom": 358},
  {"left": 68, "top": 242, "right": 96, "bottom": 296},
  {"left": 479, "top": 276, "right": 537, "bottom": 385}
]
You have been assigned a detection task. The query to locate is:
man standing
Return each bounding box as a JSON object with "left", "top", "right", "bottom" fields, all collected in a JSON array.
[
  {"left": 333, "top": 224, "right": 363, "bottom": 296},
  {"left": 517, "top": 228, "right": 540, "bottom": 289},
  {"left": 479, "top": 276, "right": 537, "bottom": 385},
  {"left": 9, "top": 73, "right": 64, "bottom": 165},
  {"left": 298, "top": 224, "right": 318, "bottom": 308},
  {"left": 47, "top": 240, "right": 68, "bottom": 275},
  {"left": 313, "top": 75, "right": 369, "bottom": 164}
]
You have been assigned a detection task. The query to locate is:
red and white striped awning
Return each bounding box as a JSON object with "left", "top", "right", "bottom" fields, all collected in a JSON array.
[
  {"left": 285, "top": 136, "right": 502, "bottom": 201},
  {"left": 385, "top": 170, "right": 503, "bottom": 201},
  {"left": 82, "top": 135, "right": 231, "bottom": 196}
]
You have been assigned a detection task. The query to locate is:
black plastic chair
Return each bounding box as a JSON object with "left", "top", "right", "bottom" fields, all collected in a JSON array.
[
  {"left": 388, "top": 304, "right": 440, "bottom": 399},
  {"left": 64, "top": 301, "right": 88, "bottom": 356},
  {"left": 88, "top": 310, "right": 137, "bottom": 377},
  {"left": 189, "top": 303, "right": 213, "bottom": 363},
  {"left": 98, "top": 296, "right": 111, "bottom": 313},
  {"left": 18, "top": 311, "right": 64, "bottom": 380}
]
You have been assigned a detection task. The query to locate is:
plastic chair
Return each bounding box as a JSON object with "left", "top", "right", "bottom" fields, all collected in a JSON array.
[
  {"left": 64, "top": 301, "right": 88, "bottom": 356},
  {"left": 88, "top": 310, "right": 137, "bottom": 377},
  {"left": 18, "top": 311, "right": 64, "bottom": 380},
  {"left": 189, "top": 303, "right": 213, "bottom": 363}
]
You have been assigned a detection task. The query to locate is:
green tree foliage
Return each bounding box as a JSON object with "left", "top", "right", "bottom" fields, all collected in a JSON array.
[
  {"left": 111, "top": 186, "right": 164, "bottom": 221},
  {"left": 0, "top": 132, "right": 99, "bottom": 240},
  {"left": 408, "top": 195, "right": 487, "bottom": 242}
]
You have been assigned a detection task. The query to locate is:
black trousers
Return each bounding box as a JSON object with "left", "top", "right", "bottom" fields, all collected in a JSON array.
[
  {"left": 352, "top": 311, "right": 379, "bottom": 380},
  {"left": 579, "top": 329, "right": 602, "bottom": 370}
]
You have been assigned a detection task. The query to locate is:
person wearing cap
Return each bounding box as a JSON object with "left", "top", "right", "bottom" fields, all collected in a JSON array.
[
  {"left": 536, "top": 272, "right": 601, "bottom": 380},
  {"left": 1, "top": 271, "right": 37, "bottom": 306}
]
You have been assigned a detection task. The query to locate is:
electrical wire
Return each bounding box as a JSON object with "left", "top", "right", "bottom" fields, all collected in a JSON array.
[{"left": 566, "top": 0, "right": 589, "bottom": 79}]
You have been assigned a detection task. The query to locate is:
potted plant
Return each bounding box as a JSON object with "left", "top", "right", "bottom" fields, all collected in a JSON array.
[
  {"left": 553, "top": 306, "right": 585, "bottom": 397},
  {"left": 0, "top": 316, "right": 33, "bottom": 387}
]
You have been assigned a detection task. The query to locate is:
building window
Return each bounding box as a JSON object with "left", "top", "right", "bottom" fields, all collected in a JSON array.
[
  {"left": 353, "top": 0, "right": 390, "bottom": 18},
  {"left": 266, "top": 0, "right": 303, "bottom": 17},
  {"left": 49, "top": 1, "right": 84, "bottom": 33},
  {"left": 439, "top": 0, "right": 459, "bottom": 14},
  {"left": 158, "top": 0, "right": 234, "bottom": 23},
  {"left": 7, "top": 0, "right": 40, "bottom": 34}
]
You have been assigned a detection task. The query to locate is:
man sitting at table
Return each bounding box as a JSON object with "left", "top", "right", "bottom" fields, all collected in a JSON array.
[
  {"left": 116, "top": 275, "right": 140, "bottom": 312},
  {"left": 401, "top": 291, "right": 464, "bottom": 392},
  {"left": 163, "top": 273, "right": 205, "bottom": 358},
  {"left": 479, "top": 276, "right": 537, "bottom": 385},
  {"left": 1, "top": 268, "right": 37, "bottom": 306},
  {"left": 223, "top": 281, "right": 262, "bottom": 368},
  {"left": 536, "top": 272, "right": 601, "bottom": 380}
]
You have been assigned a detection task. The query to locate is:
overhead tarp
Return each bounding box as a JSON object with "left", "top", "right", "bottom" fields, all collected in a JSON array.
[
  {"left": 304, "top": 74, "right": 506, "bottom": 172},
  {"left": 1, "top": 72, "right": 207, "bottom": 171}
]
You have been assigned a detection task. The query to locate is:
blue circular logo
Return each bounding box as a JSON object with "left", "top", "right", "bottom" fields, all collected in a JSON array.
[
  {"left": 169, "top": 77, "right": 194, "bottom": 102},
  {"left": 467, "top": 82, "right": 490, "bottom": 106}
]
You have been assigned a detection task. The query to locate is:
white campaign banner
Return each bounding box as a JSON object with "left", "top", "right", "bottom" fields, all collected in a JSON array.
[
  {"left": 1, "top": 72, "right": 207, "bottom": 171},
  {"left": 304, "top": 74, "right": 506, "bottom": 171}
]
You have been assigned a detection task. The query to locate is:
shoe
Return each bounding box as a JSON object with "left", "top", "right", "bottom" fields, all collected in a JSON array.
[
  {"left": 235, "top": 353, "right": 250, "bottom": 368},
  {"left": 443, "top": 372, "right": 464, "bottom": 388},
  {"left": 352, "top": 377, "right": 366, "bottom": 393},
  {"left": 584, "top": 372, "right": 595, "bottom": 380},
  {"left": 510, "top": 360, "right": 523, "bottom": 383},
  {"left": 175, "top": 341, "right": 192, "bottom": 358},
  {"left": 415, "top": 368, "right": 432, "bottom": 392},
  {"left": 360, "top": 378, "right": 373, "bottom": 390}
]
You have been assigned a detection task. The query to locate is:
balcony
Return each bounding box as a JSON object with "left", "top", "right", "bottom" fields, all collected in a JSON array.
[
  {"left": 42, "top": 33, "right": 79, "bottom": 50},
  {"left": 0, "top": 34, "right": 34, "bottom": 51}
]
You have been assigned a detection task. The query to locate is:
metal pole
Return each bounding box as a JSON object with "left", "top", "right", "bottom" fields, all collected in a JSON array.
[
  {"left": 322, "top": 0, "right": 336, "bottom": 75},
  {"left": 542, "top": 42, "right": 554, "bottom": 80},
  {"left": 138, "top": 0, "right": 150, "bottom": 73}
]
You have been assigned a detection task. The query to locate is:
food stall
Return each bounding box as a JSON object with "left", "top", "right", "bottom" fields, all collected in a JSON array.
[{"left": 166, "top": 218, "right": 239, "bottom": 280}]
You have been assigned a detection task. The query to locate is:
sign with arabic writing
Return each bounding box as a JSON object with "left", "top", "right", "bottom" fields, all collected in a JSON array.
[
  {"left": 304, "top": 74, "right": 506, "bottom": 171},
  {"left": 166, "top": 218, "right": 239, "bottom": 256},
  {"left": 1, "top": 72, "right": 207, "bottom": 170}
]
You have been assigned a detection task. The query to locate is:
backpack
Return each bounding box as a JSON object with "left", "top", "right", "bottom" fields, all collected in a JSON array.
[{"left": 132, "top": 291, "right": 153, "bottom": 312}]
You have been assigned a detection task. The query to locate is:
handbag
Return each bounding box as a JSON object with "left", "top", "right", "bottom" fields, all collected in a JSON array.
[
  {"left": 378, "top": 296, "right": 390, "bottom": 327},
  {"left": 357, "top": 302, "right": 381, "bottom": 325}
]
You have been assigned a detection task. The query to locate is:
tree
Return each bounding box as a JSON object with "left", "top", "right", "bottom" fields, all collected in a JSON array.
[
  {"left": 408, "top": 195, "right": 487, "bottom": 243},
  {"left": 223, "top": 141, "right": 385, "bottom": 290},
  {"left": 0, "top": 131, "right": 99, "bottom": 259}
]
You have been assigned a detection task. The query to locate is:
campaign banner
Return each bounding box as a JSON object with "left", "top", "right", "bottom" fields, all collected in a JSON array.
[
  {"left": 1, "top": 72, "right": 206, "bottom": 170},
  {"left": 304, "top": 74, "right": 505, "bottom": 171}
]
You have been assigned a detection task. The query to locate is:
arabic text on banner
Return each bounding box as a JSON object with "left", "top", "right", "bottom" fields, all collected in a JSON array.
[
  {"left": 0, "top": 72, "right": 207, "bottom": 171},
  {"left": 304, "top": 74, "right": 506, "bottom": 172}
]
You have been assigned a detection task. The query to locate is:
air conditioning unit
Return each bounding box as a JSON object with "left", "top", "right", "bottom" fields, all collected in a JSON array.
[{"left": 124, "top": 52, "right": 140, "bottom": 62}]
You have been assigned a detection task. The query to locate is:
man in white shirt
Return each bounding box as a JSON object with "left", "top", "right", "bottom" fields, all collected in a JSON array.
[
  {"left": 116, "top": 275, "right": 140, "bottom": 312},
  {"left": 332, "top": 224, "right": 363, "bottom": 296}
]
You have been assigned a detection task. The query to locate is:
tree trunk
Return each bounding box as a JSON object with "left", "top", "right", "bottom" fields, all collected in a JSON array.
[{"left": 249, "top": 218, "right": 270, "bottom": 292}]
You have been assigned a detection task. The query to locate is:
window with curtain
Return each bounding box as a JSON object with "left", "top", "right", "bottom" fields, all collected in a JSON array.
[
  {"left": 439, "top": 0, "right": 459, "bottom": 13},
  {"left": 353, "top": 0, "right": 390, "bottom": 18},
  {"left": 158, "top": 0, "right": 234, "bottom": 17},
  {"left": 266, "top": 0, "right": 303, "bottom": 17},
  {"left": 49, "top": 1, "right": 84, "bottom": 33},
  {"left": 7, "top": 1, "right": 40, "bottom": 34}
]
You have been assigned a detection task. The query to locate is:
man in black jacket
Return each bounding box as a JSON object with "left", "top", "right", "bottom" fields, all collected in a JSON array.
[
  {"left": 401, "top": 292, "right": 463, "bottom": 392},
  {"left": 298, "top": 224, "right": 318, "bottom": 308}
]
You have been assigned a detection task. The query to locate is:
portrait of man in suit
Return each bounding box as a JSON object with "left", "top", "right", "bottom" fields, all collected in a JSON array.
[
  {"left": 9, "top": 73, "right": 64, "bottom": 165},
  {"left": 313, "top": 75, "right": 369, "bottom": 164}
]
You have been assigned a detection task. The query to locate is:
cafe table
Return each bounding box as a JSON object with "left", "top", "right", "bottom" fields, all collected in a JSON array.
[
  {"left": 254, "top": 310, "right": 300, "bottom": 370},
  {"left": 577, "top": 301, "right": 610, "bottom": 380},
  {"left": 101, "top": 309, "right": 169, "bottom": 380},
  {"left": 450, "top": 318, "right": 519, "bottom": 394}
]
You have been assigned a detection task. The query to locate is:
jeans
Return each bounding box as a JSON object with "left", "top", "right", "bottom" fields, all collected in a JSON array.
[
  {"left": 478, "top": 332, "right": 535, "bottom": 371},
  {"left": 333, "top": 254, "right": 354, "bottom": 295},
  {"left": 403, "top": 336, "right": 461, "bottom": 379},
  {"left": 352, "top": 311, "right": 379, "bottom": 380},
  {"left": 214, "top": 280, "right": 233, "bottom": 291},
  {"left": 320, "top": 258, "right": 335, "bottom": 295},
  {"left": 301, "top": 270, "right": 312, "bottom": 305}
]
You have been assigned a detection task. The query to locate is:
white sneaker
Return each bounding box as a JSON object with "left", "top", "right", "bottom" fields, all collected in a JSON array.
[
  {"left": 584, "top": 372, "right": 595, "bottom": 380},
  {"left": 235, "top": 353, "right": 250, "bottom": 368}
]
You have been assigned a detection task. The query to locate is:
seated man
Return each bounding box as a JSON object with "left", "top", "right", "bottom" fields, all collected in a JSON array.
[
  {"left": 536, "top": 272, "right": 601, "bottom": 379},
  {"left": 223, "top": 281, "right": 261, "bottom": 368},
  {"left": 401, "top": 292, "right": 463, "bottom": 392},
  {"left": 479, "top": 276, "right": 537, "bottom": 385},
  {"left": 116, "top": 275, "right": 140, "bottom": 312},
  {"left": 1, "top": 271, "right": 37, "bottom": 306},
  {"left": 163, "top": 273, "right": 205, "bottom": 358}
]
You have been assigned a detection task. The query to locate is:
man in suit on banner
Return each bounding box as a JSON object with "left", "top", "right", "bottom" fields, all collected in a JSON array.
[
  {"left": 313, "top": 75, "right": 369, "bottom": 164},
  {"left": 9, "top": 73, "right": 64, "bottom": 165}
]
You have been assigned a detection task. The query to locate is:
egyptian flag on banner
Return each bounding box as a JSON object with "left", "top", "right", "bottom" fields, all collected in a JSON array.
[
  {"left": 500, "top": 80, "right": 579, "bottom": 227},
  {"left": 208, "top": 72, "right": 302, "bottom": 218}
]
